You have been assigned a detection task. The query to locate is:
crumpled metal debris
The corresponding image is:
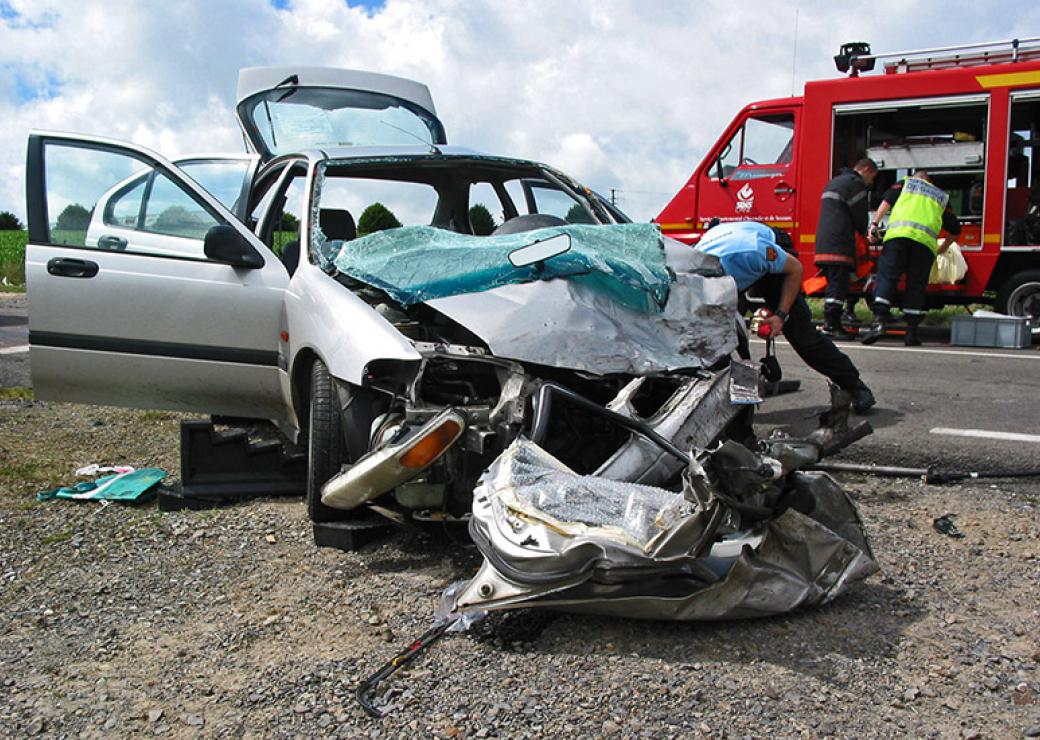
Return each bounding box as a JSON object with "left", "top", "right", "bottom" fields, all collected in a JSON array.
[
  {"left": 451, "top": 434, "right": 877, "bottom": 621},
  {"left": 428, "top": 270, "right": 737, "bottom": 376}
]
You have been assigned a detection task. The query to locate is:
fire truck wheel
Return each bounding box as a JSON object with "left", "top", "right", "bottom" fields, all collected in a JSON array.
[{"left": 996, "top": 270, "right": 1040, "bottom": 329}]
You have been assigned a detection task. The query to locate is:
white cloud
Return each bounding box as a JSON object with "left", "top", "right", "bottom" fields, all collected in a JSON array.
[{"left": 2, "top": 0, "right": 1039, "bottom": 221}]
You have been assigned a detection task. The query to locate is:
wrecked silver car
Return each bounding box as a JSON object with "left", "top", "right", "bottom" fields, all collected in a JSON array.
[
  {"left": 315, "top": 221, "right": 741, "bottom": 519},
  {"left": 26, "top": 66, "right": 749, "bottom": 531},
  {"left": 26, "top": 66, "right": 878, "bottom": 623}
]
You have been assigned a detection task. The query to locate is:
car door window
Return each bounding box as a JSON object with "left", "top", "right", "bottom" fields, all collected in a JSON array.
[
  {"left": 741, "top": 115, "right": 795, "bottom": 167},
  {"left": 468, "top": 181, "right": 504, "bottom": 234},
  {"left": 42, "top": 142, "right": 226, "bottom": 259},
  {"left": 527, "top": 182, "right": 594, "bottom": 223},
  {"left": 502, "top": 180, "right": 533, "bottom": 216},
  {"left": 178, "top": 159, "right": 252, "bottom": 211},
  {"left": 319, "top": 176, "right": 439, "bottom": 234},
  {"left": 712, "top": 113, "right": 795, "bottom": 182},
  {"left": 258, "top": 167, "right": 308, "bottom": 257},
  {"left": 141, "top": 172, "right": 220, "bottom": 239},
  {"left": 104, "top": 177, "right": 147, "bottom": 228}
]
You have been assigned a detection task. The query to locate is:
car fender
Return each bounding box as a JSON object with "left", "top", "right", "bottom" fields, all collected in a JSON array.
[{"left": 285, "top": 264, "right": 421, "bottom": 387}]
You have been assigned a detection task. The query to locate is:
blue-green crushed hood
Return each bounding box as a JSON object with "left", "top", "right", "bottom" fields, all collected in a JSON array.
[
  {"left": 326, "top": 224, "right": 739, "bottom": 375},
  {"left": 330, "top": 223, "right": 671, "bottom": 314}
]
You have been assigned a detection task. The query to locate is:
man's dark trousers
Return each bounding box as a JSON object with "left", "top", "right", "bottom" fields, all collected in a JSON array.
[
  {"left": 754, "top": 275, "right": 865, "bottom": 391},
  {"left": 820, "top": 262, "right": 852, "bottom": 326},
  {"left": 873, "top": 236, "right": 935, "bottom": 325}
]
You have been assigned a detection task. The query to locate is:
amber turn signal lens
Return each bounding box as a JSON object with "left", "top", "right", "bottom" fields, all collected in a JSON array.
[{"left": 399, "top": 420, "right": 463, "bottom": 469}]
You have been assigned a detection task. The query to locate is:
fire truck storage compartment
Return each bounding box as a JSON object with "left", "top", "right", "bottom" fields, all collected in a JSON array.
[
  {"left": 1007, "top": 93, "right": 1040, "bottom": 246},
  {"left": 832, "top": 96, "right": 988, "bottom": 235}
]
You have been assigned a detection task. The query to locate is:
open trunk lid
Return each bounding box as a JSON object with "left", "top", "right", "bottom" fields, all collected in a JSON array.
[{"left": 236, "top": 66, "right": 447, "bottom": 161}]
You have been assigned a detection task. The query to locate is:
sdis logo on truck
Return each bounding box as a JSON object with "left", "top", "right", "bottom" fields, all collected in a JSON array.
[{"left": 656, "top": 38, "right": 1040, "bottom": 323}]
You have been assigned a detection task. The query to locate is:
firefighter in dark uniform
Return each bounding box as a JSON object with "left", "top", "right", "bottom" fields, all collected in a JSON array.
[
  {"left": 698, "top": 220, "right": 876, "bottom": 413},
  {"left": 814, "top": 158, "right": 878, "bottom": 338},
  {"left": 861, "top": 169, "right": 960, "bottom": 346}
]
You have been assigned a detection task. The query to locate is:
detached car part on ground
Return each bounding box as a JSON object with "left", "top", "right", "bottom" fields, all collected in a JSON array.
[
  {"left": 452, "top": 386, "right": 878, "bottom": 621},
  {"left": 357, "top": 388, "right": 878, "bottom": 716}
]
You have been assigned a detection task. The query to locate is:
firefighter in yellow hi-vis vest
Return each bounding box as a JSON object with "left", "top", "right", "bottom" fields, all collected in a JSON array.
[{"left": 860, "top": 170, "right": 960, "bottom": 346}]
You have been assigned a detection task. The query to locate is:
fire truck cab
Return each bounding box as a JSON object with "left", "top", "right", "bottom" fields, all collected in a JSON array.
[{"left": 656, "top": 38, "right": 1040, "bottom": 323}]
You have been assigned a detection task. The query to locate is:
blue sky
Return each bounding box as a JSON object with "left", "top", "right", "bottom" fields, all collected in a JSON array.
[
  {"left": 270, "top": 0, "right": 384, "bottom": 12},
  {"left": 1, "top": 0, "right": 1039, "bottom": 220}
]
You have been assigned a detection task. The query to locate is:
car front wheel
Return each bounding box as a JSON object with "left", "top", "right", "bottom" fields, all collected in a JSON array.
[{"left": 306, "top": 359, "right": 375, "bottom": 522}]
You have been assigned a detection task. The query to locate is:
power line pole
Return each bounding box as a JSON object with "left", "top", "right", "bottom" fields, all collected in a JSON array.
[{"left": 610, "top": 188, "right": 617, "bottom": 206}]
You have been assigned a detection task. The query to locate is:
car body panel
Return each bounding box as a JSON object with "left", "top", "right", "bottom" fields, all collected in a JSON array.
[
  {"left": 285, "top": 263, "right": 422, "bottom": 387},
  {"left": 26, "top": 131, "right": 291, "bottom": 420},
  {"left": 236, "top": 66, "right": 446, "bottom": 161}
]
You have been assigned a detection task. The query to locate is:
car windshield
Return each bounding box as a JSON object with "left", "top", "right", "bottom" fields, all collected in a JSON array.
[
  {"left": 244, "top": 88, "right": 441, "bottom": 155},
  {"left": 312, "top": 157, "right": 603, "bottom": 247}
]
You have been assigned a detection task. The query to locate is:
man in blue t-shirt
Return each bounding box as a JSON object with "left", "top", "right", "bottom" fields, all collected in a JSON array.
[{"left": 697, "top": 221, "right": 875, "bottom": 413}]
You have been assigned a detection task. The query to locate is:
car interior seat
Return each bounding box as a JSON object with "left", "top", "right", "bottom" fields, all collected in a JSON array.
[
  {"left": 280, "top": 209, "right": 356, "bottom": 277},
  {"left": 319, "top": 208, "right": 357, "bottom": 242},
  {"left": 491, "top": 213, "right": 567, "bottom": 235}
]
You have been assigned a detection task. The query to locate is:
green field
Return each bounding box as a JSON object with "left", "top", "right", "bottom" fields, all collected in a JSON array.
[{"left": 0, "top": 230, "right": 27, "bottom": 288}]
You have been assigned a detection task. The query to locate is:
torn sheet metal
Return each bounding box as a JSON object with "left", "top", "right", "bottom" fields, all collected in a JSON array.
[
  {"left": 427, "top": 270, "right": 737, "bottom": 376},
  {"left": 595, "top": 369, "right": 746, "bottom": 487},
  {"left": 453, "top": 439, "right": 877, "bottom": 621}
]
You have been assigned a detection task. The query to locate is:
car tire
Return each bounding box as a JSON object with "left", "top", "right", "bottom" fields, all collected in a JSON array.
[
  {"left": 307, "top": 359, "right": 346, "bottom": 522},
  {"left": 995, "top": 270, "right": 1040, "bottom": 332}
]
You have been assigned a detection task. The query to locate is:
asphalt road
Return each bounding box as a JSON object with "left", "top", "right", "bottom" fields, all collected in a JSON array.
[
  {"left": 753, "top": 334, "right": 1040, "bottom": 475},
  {"left": 0, "top": 294, "right": 29, "bottom": 388},
  {"left": 2, "top": 291, "right": 1038, "bottom": 477}
]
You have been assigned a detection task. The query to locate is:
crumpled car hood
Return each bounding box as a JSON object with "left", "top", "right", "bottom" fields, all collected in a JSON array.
[
  {"left": 452, "top": 437, "right": 878, "bottom": 621},
  {"left": 426, "top": 235, "right": 737, "bottom": 376},
  {"left": 328, "top": 223, "right": 738, "bottom": 375}
]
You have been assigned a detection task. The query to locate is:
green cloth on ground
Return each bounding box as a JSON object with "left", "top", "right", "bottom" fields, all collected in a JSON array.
[{"left": 36, "top": 468, "right": 167, "bottom": 502}]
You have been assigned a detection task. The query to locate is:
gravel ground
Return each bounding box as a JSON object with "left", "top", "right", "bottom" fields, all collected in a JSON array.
[{"left": 1, "top": 398, "right": 1039, "bottom": 739}]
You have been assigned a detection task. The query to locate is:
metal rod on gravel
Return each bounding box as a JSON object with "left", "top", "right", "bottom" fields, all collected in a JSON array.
[
  {"left": 809, "top": 461, "right": 1040, "bottom": 484},
  {"left": 356, "top": 617, "right": 459, "bottom": 718},
  {"left": 809, "top": 461, "right": 930, "bottom": 478}
]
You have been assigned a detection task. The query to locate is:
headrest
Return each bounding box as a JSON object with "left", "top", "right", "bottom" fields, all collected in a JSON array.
[{"left": 319, "top": 208, "right": 356, "bottom": 241}]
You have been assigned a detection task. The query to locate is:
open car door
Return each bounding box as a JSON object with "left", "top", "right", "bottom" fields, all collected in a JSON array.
[
  {"left": 25, "top": 132, "right": 290, "bottom": 421},
  {"left": 235, "top": 66, "right": 447, "bottom": 161}
]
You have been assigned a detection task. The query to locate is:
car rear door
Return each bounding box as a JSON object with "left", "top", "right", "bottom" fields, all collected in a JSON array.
[{"left": 25, "top": 132, "right": 291, "bottom": 421}]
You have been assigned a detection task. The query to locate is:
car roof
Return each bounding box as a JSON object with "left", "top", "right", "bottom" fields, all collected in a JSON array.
[{"left": 282, "top": 145, "right": 552, "bottom": 171}]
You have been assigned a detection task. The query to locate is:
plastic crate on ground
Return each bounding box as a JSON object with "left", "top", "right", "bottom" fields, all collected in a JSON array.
[{"left": 950, "top": 315, "right": 1031, "bottom": 349}]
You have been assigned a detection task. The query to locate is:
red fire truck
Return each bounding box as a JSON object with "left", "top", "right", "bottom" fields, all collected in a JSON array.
[{"left": 655, "top": 38, "right": 1040, "bottom": 323}]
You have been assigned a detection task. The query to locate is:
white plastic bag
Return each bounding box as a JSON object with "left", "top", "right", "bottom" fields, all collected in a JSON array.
[{"left": 930, "top": 241, "right": 968, "bottom": 284}]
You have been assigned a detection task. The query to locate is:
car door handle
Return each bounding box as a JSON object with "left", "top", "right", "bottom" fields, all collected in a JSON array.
[
  {"left": 47, "top": 257, "right": 99, "bottom": 278},
  {"left": 774, "top": 184, "right": 796, "bottom": 196},
  {"left": 97, "top": 235, "right": 128, "bottom": 250}
]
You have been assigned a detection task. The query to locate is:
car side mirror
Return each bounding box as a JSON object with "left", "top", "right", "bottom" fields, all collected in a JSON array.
[
  {"left": 714, "top": 157, "right": 728, "bottom": 187},
  {"left": 204, "top": 225, "right": 263, "bottom": 269}
]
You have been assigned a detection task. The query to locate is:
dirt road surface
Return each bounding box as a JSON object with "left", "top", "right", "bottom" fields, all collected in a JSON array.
[{"left": 1, "top": 397, "right": 1038, "bottom": 738}]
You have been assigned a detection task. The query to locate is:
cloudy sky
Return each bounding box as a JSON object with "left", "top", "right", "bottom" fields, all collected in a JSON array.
[{"left": 2, "top": 0, "right": 1038, "bottom": 222}]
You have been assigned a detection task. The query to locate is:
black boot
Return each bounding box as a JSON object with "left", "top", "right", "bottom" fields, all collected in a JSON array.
[
  {"left": 850, "top": 384, "right": 876, "bottom": 413},
  {"left": 904, "top": 325, "right": 922, "bottom": 347},
  {"left": 860, "top": 317, "right": 886, "bottom": 345},
  {"left": 821, "top": 307, "right": 856, "bottom": 340}
]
